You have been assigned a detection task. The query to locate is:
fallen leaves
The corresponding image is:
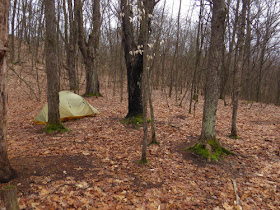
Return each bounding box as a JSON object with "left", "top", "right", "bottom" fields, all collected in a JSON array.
[{"left": 0, "top": 70, "right": 279, "bottom": 209}]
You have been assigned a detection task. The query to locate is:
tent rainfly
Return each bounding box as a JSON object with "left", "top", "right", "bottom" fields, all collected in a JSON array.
[{"left": 33, "top": 91, "right": 99, "bottom": 124}]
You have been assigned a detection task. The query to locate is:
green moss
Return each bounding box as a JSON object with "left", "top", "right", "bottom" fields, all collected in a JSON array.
[
  {"left": 120, "top": 114, "right": 151, "bottom": 129},
  {"left": 187, "top": 143, "right": 210, "bottom": 158},
  {"left": 186, "top": 139, "right": 232, "bottom": 161},
  {"left": 2, "top": 185, "right": 16, "bottom": 190},
  {"left": 138, "top": 159, "right": 149, "bottom": 164},
  {"left": 229, "top": 135, "right": 240, "bottom": 139},
  {"left": 83, "top": 92, "right": 103, "bottom": 97},
  {"left": 44, "top": 123, "right": 70, "bottom": 133}
]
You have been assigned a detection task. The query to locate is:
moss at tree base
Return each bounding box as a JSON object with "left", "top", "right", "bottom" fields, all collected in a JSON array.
[
  {"left": 44, "top": 123, "right": 70, "bottom": 133},
  {"left": 229, "top": 134, "right": 240, "bottom": 139},
  {"left": 83, "top": 92, "right": 103, "bottom": 97},
  {"left": 138, "top": 159, "right": 149, "bottom": 164},
  {"left": 186, "top": 139, "right": 232, "bottom": 161},
  {"left": 120, "top": 114, "right": 151, "bottom": 128}
]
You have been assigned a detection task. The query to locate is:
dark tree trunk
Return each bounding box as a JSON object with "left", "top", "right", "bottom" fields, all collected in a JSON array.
[
  {"left": 0, "top": 0, "right": 16, "bottom": 183},
  {"left": 200, "top": 0, "right": 226, "bottom": 142},
  {"left": 120, "top": 0, "right": 143, "bottom": 118},
  {"left": 126, "top": 54, "right": 144, "bottom": 118},
  {"left": 120, "top": 0, "right": 157, "bottom": 118}
]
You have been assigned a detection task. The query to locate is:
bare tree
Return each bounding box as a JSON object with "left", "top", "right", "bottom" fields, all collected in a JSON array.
[
  {"left": 168, "top": 0, "right": 182, "bottom": 98},
  {"left": 220, "top": 0, "right": 240, "bottom": 101},
  {"left": 190, "top": 0, "right": 231, "bottom": 161},
  {"left": 0, "top": 0, "right": 16, "bottom": 183},
  {"left": 277, "top": 69, "right": 280, "bottom": 105},
  {"left": 75, "top": 0, "right": 101, "bottom": 96},
  {"left": 10, "top": 0, "right": 17, "bottom": 62},
  {"left": 62, "top": 0, "right": 78, "bottom": 91},
  {"left": 231, "top": 0, "right": 248, "bottom": 138},
  {"left": 200, "top": 0, "right": 226, "bottom": 141},
  {"left": 44, "top": 0, "right": 67, "bottom": 132},
  {"left": 139, "top": 0, "right": 160, "bottom": 163},
  {"left": 120, "top": 0, "right": 159, "bottom": 119},
  {"left": 189, "top": 0, "right": 207, "bottom": 114}
]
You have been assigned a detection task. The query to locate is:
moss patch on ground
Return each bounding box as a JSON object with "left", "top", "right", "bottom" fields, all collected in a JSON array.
[
  {"left": 186, "top": 139, "right": 233, "bottom": 161},
  {"left": 44, "top": 123, "right": 70, "bottom": 133},
  {"left": 120, "top": 114, "right": 151, "bottom": 129}
]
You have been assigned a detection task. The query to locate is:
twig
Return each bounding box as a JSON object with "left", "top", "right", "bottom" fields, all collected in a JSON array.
[{"left": 232, "top": 179, "right": 242, "bottom": 210}]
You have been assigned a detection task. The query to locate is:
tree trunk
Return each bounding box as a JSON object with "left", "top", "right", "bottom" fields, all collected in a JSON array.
[
  {"left": 121, "top": 0, "right": 157, "bottom": 118},
  {"left": 231, "top": 0, "right": 248, "bottom": 138},
  {"left": 277, "top": 70, "right": 280, "bottom": 105},
  {"left": 200, "top": 0, "right": 226, "bottom": 142},
  {"left": 91, "top": 0, "right": 101, "bottom": 95},
  {"left": 126, "top": 54, "right": 144, "bottom": 118},
  {"left": 17, "top": 0, "right": 23, "bottom": 63},
  {"left": 169, "top": 0, "right": 182, "bottom": 99},
  {"left": 1, "top": 185, "right": 20, "bottom": 210},
  {"left": 44, "top": 0, "right": 66, "bottom": 131},
  {"left": 220, "top": 0, "right": 239, "bottom": 100},
  {"left": 75, "top": 0, "right": 100, "bottom": 96},
  {"left": 10, "top": 0, "right": 17, "bottom": 62},
  {"left": 120, "top": 0, "right": 143, "bottom": 118},
  {"left": 141, "top": 48, "right": 148, "bottom": 163},
  {"left": 189, "top": 0, "right": 204, "bottom": 113},
  {"left": 0, "top": 0, "right": 16, "bottom": 183},
  {"left": 66, "top": 0, "right": 78, "bottom": 91}
]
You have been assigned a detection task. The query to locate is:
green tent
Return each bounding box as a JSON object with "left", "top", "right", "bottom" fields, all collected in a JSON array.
[{"left": 34, "top": 91, "right": 99, "bottom": 124}]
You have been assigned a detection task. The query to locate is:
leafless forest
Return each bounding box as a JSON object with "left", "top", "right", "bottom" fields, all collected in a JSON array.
[
  {"left": 0, "top": 0, "right": 279, "bottom": 209},
  {"left": 7, "top": 0, "right": 280, "bottom": 105}
]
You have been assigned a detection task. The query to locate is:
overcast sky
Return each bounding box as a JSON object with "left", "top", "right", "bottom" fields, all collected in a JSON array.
[{"left": 160, "top": 0, "right": 199, "bottom": 21}]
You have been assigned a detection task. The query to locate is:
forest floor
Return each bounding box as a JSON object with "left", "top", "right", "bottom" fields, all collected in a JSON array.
[{"left": 0, "top": 69, "right": 280, "bottom": 209}]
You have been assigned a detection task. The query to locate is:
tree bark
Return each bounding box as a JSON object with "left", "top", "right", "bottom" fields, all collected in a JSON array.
[
  {"left": 277, "top": 70, "right": 280, "bottom": 105},
  {"left": 10, "top": 0, "right": 17, "bottom": 62},
  {"left": 189, "top": 0, "right": 204, "bottom": 113},
  {"left": 63, "top": 0, "right": 78, "bottom": 91},
  {"left": 120, "top": 0, "right": 158, "bottom": 118},
  {"left": 1, "top": 185, "right": 20, "bottom": 210},
  {"left": 121, "top": 0, "right": 143, "bottom": 118},
  {"left": 242, "top": 0, "right": 251, "bottom": 100},
  {"left": 231, "top": 0, "right": 248, "bottom": 137},
  {"left": 200, "top": 0, "right": 226, "bottom": 142},
  {"left": 220, "top": 0, "right": 239, "bottom": 100},
  {"left": 0, "top": 0, "right": 16, "bottom": 183},
  {"left": 44, "top": 0, "right": 64, "bottom": 130},
  {"left": 75, "top": 0, "right": 101, "bottom": 96}
]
